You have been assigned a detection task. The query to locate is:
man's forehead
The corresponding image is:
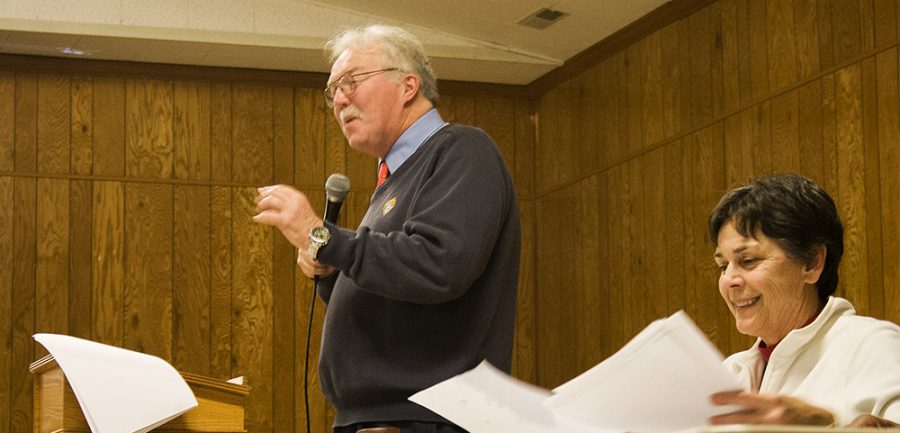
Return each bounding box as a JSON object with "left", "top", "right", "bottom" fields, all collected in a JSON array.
[{"left": 329, "top": 49, "right": 379, "bottom": 78}]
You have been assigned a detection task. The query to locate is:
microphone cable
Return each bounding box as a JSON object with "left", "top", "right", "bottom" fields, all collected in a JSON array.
[{"left": 304, "top": 275, "right": 319, "bottom": 433}]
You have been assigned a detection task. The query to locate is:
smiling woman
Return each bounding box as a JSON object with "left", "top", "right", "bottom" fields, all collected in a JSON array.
[
  {"left": 704, "top": 173, "right": 900, "bottom": 428},
  {"left": 714, "top": 221, "right": 824, "bottom": 347}
]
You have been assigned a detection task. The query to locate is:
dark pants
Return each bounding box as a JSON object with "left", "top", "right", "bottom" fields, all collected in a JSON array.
[{"left": 333, "top": 421, "right": 468, "bottom": 433}]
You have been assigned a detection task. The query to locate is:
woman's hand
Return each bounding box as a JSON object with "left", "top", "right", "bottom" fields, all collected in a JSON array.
[
  {"left": 709, "top": 390, "right": 835, "bottom": 426},
  {"left": 848, "top": 414, "right": 898, "bottom": 428}
]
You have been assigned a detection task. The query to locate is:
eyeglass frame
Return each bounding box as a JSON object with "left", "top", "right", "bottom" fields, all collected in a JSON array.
[{"left": 324, "top": 68, "right": 399, "bottom": 108}]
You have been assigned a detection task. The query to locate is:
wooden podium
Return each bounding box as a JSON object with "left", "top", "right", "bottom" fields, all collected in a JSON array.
[{"left": 30, "top": 355, "right": 251, "bottom": 433}]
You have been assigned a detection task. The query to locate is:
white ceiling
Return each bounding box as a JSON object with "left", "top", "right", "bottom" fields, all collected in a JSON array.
[{"left": 0, "top": 0, "right": 669, "bottom": 85}]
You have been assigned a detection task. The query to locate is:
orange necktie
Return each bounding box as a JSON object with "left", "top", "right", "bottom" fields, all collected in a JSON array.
[{"left": 377, "top": 161, "right": 390, "bottom": 187}]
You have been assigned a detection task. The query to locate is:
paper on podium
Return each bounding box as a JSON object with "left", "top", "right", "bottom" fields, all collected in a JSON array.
[
  {"left": 34, "top": 333, "right": 199, "bottom": 433},
  {"left": 410, "top": 311, "right": 743, "bottom": 433}
]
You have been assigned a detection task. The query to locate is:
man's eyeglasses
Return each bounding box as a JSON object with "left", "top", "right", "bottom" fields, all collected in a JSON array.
[{"left": 324, "top": 68, "right": 398, "bottom": 108}]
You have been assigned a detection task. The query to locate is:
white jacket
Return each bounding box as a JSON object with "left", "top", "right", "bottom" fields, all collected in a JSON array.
[{"left": 722, "top": 296, "right": 900, "bottom": 425}]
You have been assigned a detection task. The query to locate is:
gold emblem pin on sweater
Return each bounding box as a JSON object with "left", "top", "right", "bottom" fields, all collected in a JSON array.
[{"left": 382, "top": 197, "right": 397, "bottom": 216}]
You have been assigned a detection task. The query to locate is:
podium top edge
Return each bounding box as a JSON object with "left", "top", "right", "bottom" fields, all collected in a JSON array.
[
  {"left": 29, "top": 354, "right": 251, "bottom": 395},
  {"left": 180, "top": 371, "right": 251, "bottom": 395}
]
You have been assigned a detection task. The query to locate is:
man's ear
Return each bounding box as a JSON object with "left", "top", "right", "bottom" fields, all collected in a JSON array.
[
  {"left": 803, "top": 244, "right": 827, "bottom": 285},
  {"left": 401, "top": 74, "right": 420, "bottom": 104}
]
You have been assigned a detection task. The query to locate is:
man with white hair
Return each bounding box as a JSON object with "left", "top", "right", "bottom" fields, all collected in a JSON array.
[{"left": 254, "top": 24, "right": 521, "bottom": 433}]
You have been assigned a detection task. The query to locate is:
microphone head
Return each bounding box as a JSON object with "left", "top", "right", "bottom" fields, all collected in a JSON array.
[{"left": 325, "top": 173, "right": 350, "bottom": 202}]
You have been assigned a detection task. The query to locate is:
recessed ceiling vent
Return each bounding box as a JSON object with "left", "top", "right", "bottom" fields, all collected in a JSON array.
[{"left": 517, "top": 7, "right": 569, "bottom": 30}]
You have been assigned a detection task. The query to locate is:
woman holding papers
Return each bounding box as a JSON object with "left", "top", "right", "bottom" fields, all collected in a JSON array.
[{"left": 706, "top": 173, "right": 900, "bottom": 428}]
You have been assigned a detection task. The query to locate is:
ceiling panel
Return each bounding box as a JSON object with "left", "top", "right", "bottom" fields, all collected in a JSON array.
[{"left": 0, "top": 0, "right": 671, "bottom": 85}]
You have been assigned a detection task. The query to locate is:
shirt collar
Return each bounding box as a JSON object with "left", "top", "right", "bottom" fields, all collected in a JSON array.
[
  {"left": 756, "top": 306, "right": 825, "bottom": 363},
  {"left": 381, "top": 108, "right": 447, "bottom": 173}
]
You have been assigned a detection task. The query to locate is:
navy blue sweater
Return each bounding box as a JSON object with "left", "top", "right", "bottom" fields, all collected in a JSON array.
[{"left": 315, "top": 123, "right": 521, "bottom": 427}]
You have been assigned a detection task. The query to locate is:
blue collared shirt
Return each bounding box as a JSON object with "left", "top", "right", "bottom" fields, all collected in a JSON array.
[{"left": 381, "top": 108, "right": 448, "bottom": 174}]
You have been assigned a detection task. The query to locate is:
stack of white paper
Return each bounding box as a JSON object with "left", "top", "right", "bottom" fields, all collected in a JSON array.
[
  {"left": 34, "top": 333, "right": 198, "bottom": 433},
  {"left": 410, "top": 311, "right": 743, "bottom": 433}
]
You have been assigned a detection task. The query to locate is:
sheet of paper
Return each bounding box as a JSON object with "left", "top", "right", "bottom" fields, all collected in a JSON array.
[
  {"left": 34, "top": 333, "right": 198, "bottom": 433},
  {"left": 411, "top": 311, "right": 744, "bottom": 433},
  {"left": 410, "top": 361, "right": 615, "bottom": 433},
  {"left": 685, "top": 426, "right": 894, "bottom": 433},
  {"left": 545, "top": 311, "right": 743, "bottom": 433}
]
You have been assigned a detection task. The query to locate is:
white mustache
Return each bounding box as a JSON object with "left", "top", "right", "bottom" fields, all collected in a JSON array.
[{"left": 339, "top": 106, "right": 362, "bottom": 123}]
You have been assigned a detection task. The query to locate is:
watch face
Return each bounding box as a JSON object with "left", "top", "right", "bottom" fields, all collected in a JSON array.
[
  {"left": 308, "top": 226, "right": 330, "bottom": 260},
  {"left": 311, "top": 226, "right": 330, "bottom": 243}
]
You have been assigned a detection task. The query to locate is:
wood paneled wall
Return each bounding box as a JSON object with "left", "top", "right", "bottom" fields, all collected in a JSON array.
[
  {"left": 0, "top": 62, "right": 535, "bottom": 433},
  {"left": 535, "top": 0, "right": 900, "bottom": 388},
  {"left": 4, "top": 0, "right": 900, "bottom": 430}
]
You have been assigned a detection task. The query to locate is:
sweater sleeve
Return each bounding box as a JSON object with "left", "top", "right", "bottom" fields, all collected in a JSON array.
[
  {"left": 318, "top": 127, "right": 516, "bottom": 304},
  {"left": 841, "top": 323, "right": 900, "bottom": 424}
]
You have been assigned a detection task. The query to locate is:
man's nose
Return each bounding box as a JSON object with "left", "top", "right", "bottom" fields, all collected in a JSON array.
[{"left": 332, "top": 86, "right": 351, "bottom": 109}]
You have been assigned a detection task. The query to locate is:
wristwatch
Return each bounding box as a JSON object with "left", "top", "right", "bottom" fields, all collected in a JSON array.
[{"left": 307, "top": 226, "right": 331, "bottom": 260}]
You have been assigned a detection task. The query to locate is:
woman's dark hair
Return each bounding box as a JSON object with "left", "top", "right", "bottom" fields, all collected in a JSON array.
[{"left": 707, "top": 173, "right": 844, "bottom": 301}]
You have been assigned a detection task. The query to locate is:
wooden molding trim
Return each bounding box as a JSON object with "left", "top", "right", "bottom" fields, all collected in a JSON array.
[
  {"left": 437, "top": 79, "right": 528, "bottom": 99},
  {"left": 0, "top": 53, "right": 528, "bottom": 98},
  {"left": 526, "top": 0, "right": 717, "bottom": 98},
  {"left": 0, "top": 53, "right": 329, "bottom": 88}
]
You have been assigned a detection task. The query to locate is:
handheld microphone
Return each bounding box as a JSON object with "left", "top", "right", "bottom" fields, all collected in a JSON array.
[
  {"left": 324, "top": 173, "right": 350, "bottom": 224},
  {"left": 305, "top": 173, "right": 349, "bottom": 433}
]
